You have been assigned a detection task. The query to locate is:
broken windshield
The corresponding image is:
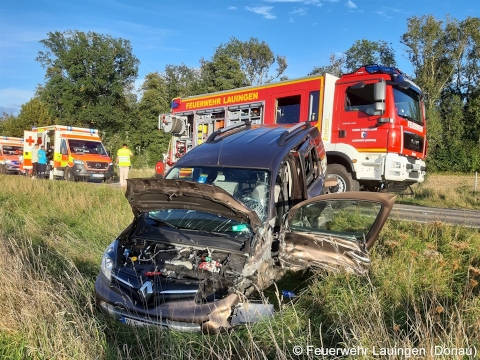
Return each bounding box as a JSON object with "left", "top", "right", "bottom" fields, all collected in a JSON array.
[{"left": 166, "top": 167, "right": 271, "bottom": 222}]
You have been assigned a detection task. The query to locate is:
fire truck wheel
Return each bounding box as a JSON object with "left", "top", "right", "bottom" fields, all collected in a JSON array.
[
  {"left": 0, "top": 164, "right": 5, "bottom": 174},
  {"left": 64, "top": 167, "right": 74, "bottom": 182},
  {"left": 325, "top": 164, "right": 359, "bottom": 193}
]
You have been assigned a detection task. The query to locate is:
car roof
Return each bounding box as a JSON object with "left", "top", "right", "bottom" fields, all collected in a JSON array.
[{"left": 174, "top": 122, "right": 319, "bottom": 170}]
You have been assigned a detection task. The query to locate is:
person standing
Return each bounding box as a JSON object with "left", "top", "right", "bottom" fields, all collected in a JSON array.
[
  {"left": 37, "top": 145, "right": 48, "bottom": 179},
  {"left": 116, "top": 144, "right": 133, "bottom": 189},
  {"left": 31, "top": 143, "right": 39, "bottom": 179}
]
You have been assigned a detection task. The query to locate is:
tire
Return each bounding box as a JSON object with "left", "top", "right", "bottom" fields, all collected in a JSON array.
[
  {"left": 64, "top": 167, "right": 74, "bottom": 182},
  {"left": 325, "top": 164, "right": 359, "bottom": 193},
  {"left": 0, "top": 164, "right": 5, "bottom": 174}
]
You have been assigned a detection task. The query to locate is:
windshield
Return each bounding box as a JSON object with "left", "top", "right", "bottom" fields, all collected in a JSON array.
[
  {"left": 2, "top": 145, "right": 23, "bottom": 155},
  {"left": 393, "top": 87, "right": 423, "bottom": 125},
  {"left": 166, "top": 167, "right": 271, "bottom": 222},
  {"left": 67, "top": 140, "right": 107, "bottom": 155}
]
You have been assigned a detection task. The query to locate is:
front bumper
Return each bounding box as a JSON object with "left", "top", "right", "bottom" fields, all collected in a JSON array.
[
  {"left": 95, "top": 274, "right": 274, "bottom": 333},
  {"left": 71, "top": 163, "right": 113, "bottom": 180},
  {"left": 384, "top": 153, "right": 426, "bottom": 183},
  {"left": 6, "top": 163, "right": 21, "bottom": 173}
]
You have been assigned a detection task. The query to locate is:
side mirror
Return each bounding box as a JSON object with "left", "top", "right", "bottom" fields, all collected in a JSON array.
[
  {"left": 374, "top": 80, "right": 386, "bottom": 115},
  {"left": 374, "top": 80, "right": 386, "bottom": 102}
]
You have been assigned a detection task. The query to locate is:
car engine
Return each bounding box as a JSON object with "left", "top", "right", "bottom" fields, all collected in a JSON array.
[{"left": 112, "top": 238, "right": 249, "bottom": 305}]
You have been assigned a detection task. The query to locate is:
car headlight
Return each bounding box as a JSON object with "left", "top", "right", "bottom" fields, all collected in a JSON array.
[
  {"left": 73, "top": 159, "right": 84, "bottom": 165},
  {"left": 5, "top": 159, "right": 11, "bottom": 164},
  {"left": 109, "top": 162, "right": 113, "bottom": 166},
  {"left": 101, "top": 240, "right": 118, "bottom": 282}
]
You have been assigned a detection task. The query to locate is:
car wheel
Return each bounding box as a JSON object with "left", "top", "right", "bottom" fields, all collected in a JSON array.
[
  {"left": 64, "top": 167, "right": 74, "bottom": 181},
  {"left": 325, "top": 164, "right": 359, "bottom": 193},
  {"left": 0, "top": 164, "right": 5, "bottom": 174}
]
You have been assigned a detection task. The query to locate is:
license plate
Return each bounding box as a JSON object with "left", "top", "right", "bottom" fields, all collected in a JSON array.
[
  {"left": 92, "top": 174, "right": 104, "bottom": 178},
  {"left": 121, "top": 317, "right": 151, "bottom": 327}
]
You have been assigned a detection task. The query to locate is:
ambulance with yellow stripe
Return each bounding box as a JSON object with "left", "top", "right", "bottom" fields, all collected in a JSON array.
[
  {"left": 23, "top": 125, "right": 113, "bottom": 181},
  {"left": 159, "top": 65, "right": 427, "bottom": 193},
  {"left": 0, "top": 136, "right": 24, "bottom": 174}
]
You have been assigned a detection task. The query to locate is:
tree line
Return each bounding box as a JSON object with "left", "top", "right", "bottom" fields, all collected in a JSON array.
[{"left": 1, "top": 15, "right": 479, "bottom": 171}]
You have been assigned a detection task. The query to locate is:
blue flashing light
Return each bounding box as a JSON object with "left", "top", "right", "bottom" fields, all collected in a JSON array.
[
  {"left": 171, "top": 98, "right": 181, "bottom": 109},
  {"left": 3, "top": 136, "right": 7, "bottom": 140},
  {"left": 90, "top": 128, "right": 95, "bottom": 134},
  {"left": 32, "top": 126, "right": 37, "bottom": 130},
  {"left": 364, "top": 64, "right": 407, "bottom": 85},
  {"left": 67, "top": 126, "right": 73, "bottom": 131}
]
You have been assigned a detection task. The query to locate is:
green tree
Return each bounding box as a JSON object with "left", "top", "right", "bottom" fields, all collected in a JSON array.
[
  {"left": 214, "top": 37, "right": 287, "bottom": 85},
  {"left": 402, "top": 15, "right": 480, "bottom": 171},
  {"left": 344, "top": 39, "right": 396, "bottom": 72},
  {"left": 308, "top": 53, "right": 345, "bottom": 77},
  {"left": 0, "top": 112, "right": 17, "bottom": 136},
  {"left": 308, "top": 40, "right": 396, "bottom": 77},
  {"left": 197, "top": 54, "right": 249, "bottom": 93},
  {"left": 162, "top": 64, "right": 200, "bottom": 102},
  {"left": 0, "top": 99, "right": 53, "bottom": 137},
  {"left": 129, "top": 72, "right": 171, "bottom": 167},
  {"left": 36, "top": 30, "right": 139, "bottom": 133}
]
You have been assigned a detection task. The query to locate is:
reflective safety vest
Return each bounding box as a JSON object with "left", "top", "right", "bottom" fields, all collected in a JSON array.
[{"left": 117, "top": 148, "right": 132, "bottom": 166}]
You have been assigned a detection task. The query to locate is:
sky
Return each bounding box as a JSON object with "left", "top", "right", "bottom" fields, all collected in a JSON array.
[{"left": 0, "top": 0, "right": 478, "bottom": 115}]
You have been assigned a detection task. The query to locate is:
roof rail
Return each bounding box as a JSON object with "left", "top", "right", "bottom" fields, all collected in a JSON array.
[
  {"left": 277, "top": 121, "right": 311, "bottom": 146},
  {"left": 205, "top": 120, "right": 251, "bottom": 143}
]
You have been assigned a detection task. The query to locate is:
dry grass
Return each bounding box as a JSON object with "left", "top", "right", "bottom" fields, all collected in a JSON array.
[
  {"left": 399, "top": 173, "right": 480, "bottom": 210},
  {"left": 0, "top": 173, "right": 479, "bottom": 359},
  {"left": 0, "top": 235, "right": 106, "bottom": 359}
]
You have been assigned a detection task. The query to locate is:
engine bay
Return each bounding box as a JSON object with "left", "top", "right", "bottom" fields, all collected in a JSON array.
[{"left": 112, "top": 238, "right": 250, "bottom": 305}]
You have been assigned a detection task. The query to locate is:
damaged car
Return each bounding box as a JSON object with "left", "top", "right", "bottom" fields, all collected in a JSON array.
[{"left": 95, "top": 122, "right": 395, "bottom": 333}]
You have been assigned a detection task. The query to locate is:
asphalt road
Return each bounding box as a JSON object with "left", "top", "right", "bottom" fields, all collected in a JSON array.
[
  {"left": 391, "top": 204, "right": 480, "bottom": 229},
  {"left": 106, "top": 181, "right": 479, "bottom": 228}
]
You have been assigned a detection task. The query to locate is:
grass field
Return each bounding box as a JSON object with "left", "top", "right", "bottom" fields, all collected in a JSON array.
[
  {"left": 398, "top": 173, "right": 480, "bottom": 210},
  {"left": 0, "top": 173, "right": 479, "bottom": 359}
]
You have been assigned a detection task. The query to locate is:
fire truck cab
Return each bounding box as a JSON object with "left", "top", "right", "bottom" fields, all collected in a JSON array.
[
  {"left": 0, "top": 136, "right": 24, "bottom": 174},
  {"left": 23, "top": 125, "right": 113, "bottom": 181}
]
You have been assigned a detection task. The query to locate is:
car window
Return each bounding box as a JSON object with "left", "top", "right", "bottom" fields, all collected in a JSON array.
[
  {"left": 289, "top": 199, "right": 382, "bottom": 242},
  {"left": 166, "top": 167, "right": 271, "bottom": 222}
]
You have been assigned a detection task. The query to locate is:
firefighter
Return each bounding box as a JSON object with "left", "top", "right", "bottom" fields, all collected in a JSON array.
[{"left": 115, "top": 143, "right": 133, "bottom": 189}]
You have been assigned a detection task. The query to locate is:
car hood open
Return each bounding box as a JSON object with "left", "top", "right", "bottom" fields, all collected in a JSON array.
[{"left": 125, "top": 178, "right": 262, "bottom": 229}]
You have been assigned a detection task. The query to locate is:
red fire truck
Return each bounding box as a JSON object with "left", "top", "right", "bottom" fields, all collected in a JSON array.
[{"left": 158, "top": 65, "right": 427, "bottom": 193}]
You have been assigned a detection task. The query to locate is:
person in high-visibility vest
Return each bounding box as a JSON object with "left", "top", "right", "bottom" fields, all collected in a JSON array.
[{"left": 116, "top": 144, "right": 133, "bottom": 189}]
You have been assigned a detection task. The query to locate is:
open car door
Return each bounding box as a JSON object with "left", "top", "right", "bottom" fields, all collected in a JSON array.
[{"left": 279, "top": 192, "right": 396, "bottom": 275}]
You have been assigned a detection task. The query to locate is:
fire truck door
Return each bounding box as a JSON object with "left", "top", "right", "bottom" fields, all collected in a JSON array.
[{"left": 336, "top": 82, "right": 387, "bottom": 151}]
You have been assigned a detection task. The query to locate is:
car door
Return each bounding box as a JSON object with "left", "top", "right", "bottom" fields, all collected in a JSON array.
[{"left": 278, "top": 192, "right": 396, "bottom": 275}]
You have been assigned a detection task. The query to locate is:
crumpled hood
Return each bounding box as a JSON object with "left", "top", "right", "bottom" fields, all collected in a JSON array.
[{"left": 125, "top": 178, "right": 262, "bottom": 229}]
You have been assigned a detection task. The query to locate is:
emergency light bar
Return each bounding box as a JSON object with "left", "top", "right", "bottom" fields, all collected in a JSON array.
[
  {"left": 363, "top": 64, "right": 423, "bottom": 95},
  {"left": 1, "top": 136, "right": 24, "bottom": 142},
  {"left": 364, "top": 64, "right": 406, "bottom": 83},
  {"left": 31, "top": 125, "right": 99, "bottom": 134}
]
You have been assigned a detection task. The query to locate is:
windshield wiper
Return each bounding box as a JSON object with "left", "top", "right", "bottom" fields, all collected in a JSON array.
[{"left": 150, "top": 217, "right": 198, "bottom": 244}]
